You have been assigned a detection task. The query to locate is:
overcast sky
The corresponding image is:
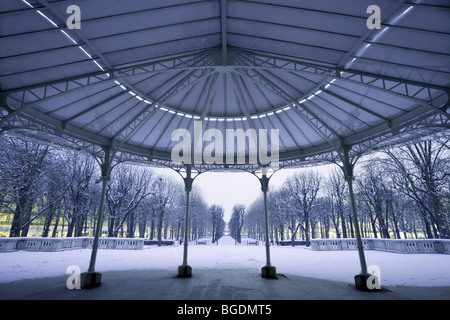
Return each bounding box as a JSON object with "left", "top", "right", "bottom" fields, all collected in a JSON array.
[{"left": 154, "top": 163, "right": 336, "bottom": 222}]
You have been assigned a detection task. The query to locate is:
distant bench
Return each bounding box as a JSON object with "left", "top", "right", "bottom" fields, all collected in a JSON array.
[
  {"left": 247, "top": 240, "right": 259, "bottom": 245},
  {"left": 196, "top": 240, "right": 207, "bottom": 245},
  {"left": 144, "top": 240, "right": 174, "bottom": 246},
  {"left": 278, "top": 240, "right": 307, "bottom": 246}
]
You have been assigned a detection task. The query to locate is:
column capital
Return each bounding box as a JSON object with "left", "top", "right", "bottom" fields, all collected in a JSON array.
[
  {"left": 183, "top": 165, "right": 193, "bottom": 192},
  {"left": 338, "top": 145, "right": 355, "bottom": 180},
  {"left": 259, "top": 174, "right": 269, "bottom": 192},
  {"left": 99, "top": 145, "right": 115, "bottom": 179}
]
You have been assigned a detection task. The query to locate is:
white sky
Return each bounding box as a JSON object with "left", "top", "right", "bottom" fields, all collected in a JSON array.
[{"left": 154, "top": 163, "right": 336, "bottom": 222}]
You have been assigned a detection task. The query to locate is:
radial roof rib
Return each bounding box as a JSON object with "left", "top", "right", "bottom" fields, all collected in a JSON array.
[{"left": 0, "top": 0, "right": 449, "bottom": 171}]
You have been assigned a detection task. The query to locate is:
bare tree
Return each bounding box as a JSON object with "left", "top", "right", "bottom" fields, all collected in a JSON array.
[
  {"left": 313, "top": 197, "right": 332, "bottom": 238},
  {"left": 40, "top": 159, "right": 71, "bottom": 237},
  {"left": 326, "top": 168, "right": 349, "bottom": 238},
  {"left": 171, "top": 187, "right": 187, "bottom": 241},
  {"left": 0, "top": 137, "right": 50, "bottom": 237},
  {"left": 268, "top": 189, "right": 289, "bottom": 243},
  {"left": 151, "top": 176, "right": 177, "bottom": 244},
  {"left": 106, "top": 164, "right": 153, "bottom": 238},
  {"left": 187, "top": 185, "right": 210, "bottom": 240},
  {"left": 355, "top": 161, "right": 391, "bottom": 238},
  {"left": 135, "top": 197, "right": 152, "bottom": 239},
  {"left": 282, "top": 189, "right": 302, "bottom": 245},
  {"left": 384, "top": 139, "right": 450, "bottom": 238},
  {"left": 229, "top": 204, "right": 245, "bottom": 243},
  {"left": 284, "top": 170, "right": 321, "bottom": 246},
  {"left": 64, "top": 152, "right": 97, "bottom": 237},
  {"left": 210, "top": 205, "right": 224, "bottom": 243},
  {"left": 243, "top": 196, "right": 264, "bottom": 240}
]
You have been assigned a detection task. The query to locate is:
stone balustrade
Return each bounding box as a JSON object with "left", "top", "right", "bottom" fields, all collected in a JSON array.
[
  {"left": 0, "top": 237, "right": 144, "bottom": 252},
  {"left": 310, "top": 238, "right": 450, "bottom": 254}
]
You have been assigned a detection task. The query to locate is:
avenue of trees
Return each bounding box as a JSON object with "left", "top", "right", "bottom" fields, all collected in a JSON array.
[
  {"left": 0, "top": 135, "right": 217, "bottom": 242},
  {"left": 1, "top": 135, "right": 449, "bottom": 243},
  {"left": 210, "top": 204, "right": 226, "bottom": 243},
  {"left": 244, "top": 138, "right": 450, "bottom": 243},
  {"left": 228, "top": 204, "right": 245, "bottom": 243}
]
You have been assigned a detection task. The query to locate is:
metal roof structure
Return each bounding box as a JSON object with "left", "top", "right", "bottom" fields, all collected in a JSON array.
[
  {"left": 1, "top": 0, "right": 449, "bottom": 173},
  {"left": 1, "top": 0, "right": 449, "bottom": 286}
]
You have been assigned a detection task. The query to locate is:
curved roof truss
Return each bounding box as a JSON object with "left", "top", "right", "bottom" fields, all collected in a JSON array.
[{"left": 0, "top": 0, "right": 449, "bottom": 173}]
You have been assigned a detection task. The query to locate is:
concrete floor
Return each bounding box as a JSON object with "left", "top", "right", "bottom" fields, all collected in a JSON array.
[{"left": 0, "top": 268, "right": 449, "bottom": 300}]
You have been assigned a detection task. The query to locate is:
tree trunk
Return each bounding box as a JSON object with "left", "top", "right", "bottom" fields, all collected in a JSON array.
[
  {"left": 150, "top": 219, "right": 155, "bottom": 239},
  {"left": 66, "top": 217, "right": 76, "bottom": 237},
  {"left": 339, "top": 207, "right": 347, "bottom": 238},
  {"left": 139, "top": 219, "right": 146, "bottom": 239},
  {"left": 304, "top": 216, "right": 310, "bottom": 246},
  {"left": 42, "top": 205, "right": 56, "bottom": 237},
  {"left": 52, "top": 209, "right": 61, "bottom": 237},
  {"left": 19, "top": 205, "right": 33, "bottom": 237},
  {"left": 9, "top": 190, "right": 30, "bottom": 237},
  {"left": 157, "top": 211, "right": 163, "bottom": 246}
]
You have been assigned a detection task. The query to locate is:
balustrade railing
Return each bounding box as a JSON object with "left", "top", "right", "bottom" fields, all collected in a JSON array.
[
  {"left": 310, "top": 238, "right": 450, "bottom": 254},
  {"left": 0, "top": 237, "right": 144, "bottom": 252}
]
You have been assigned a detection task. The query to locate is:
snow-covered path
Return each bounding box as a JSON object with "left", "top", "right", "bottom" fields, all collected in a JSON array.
[{"left": 1, "top": 236, "right": 449, "bottom": 287}]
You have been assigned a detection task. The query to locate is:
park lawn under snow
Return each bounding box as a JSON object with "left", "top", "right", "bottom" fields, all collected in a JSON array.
[{"left": 0, "top": 236, "right": 449, "bottom": 287}]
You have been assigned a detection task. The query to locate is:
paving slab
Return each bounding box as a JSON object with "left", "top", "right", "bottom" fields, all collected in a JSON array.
[{"left": 0, "top": 268, "right": 449, "bottom": 300}]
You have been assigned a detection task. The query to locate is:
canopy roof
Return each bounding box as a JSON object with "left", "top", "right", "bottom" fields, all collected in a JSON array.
[{"left": 1, "top": 0, "right": 449, "bottom": 171}]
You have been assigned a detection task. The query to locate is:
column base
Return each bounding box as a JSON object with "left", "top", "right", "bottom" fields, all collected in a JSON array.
[
  {"left": 177, "top": 265, "right": 192, "bottom": 278},
  {"left": 354, "top": 274, "right": 381, "bottom": 291},
  {"left": 80, "top": 272, "right": 102, "bottom": 289},
  {"left": 261, "top": 265, "right": 277, "bottom": 279}
]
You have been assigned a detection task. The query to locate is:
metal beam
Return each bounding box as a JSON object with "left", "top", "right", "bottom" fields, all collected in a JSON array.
[
  {"left": 229, "top": 72, "right": 261, "bottom": 154},
  {"left": 201, "top": 72, "right": 220, "bottom": 119},
  {"left": 221, "top": 0, "right": 227, "bottom": 65},
  {"left": 233, "top": 50, "right": 450, "bottom": 117},
  {"left": 65, "top": 90, "right": 129, "bottom": 124},
  {"left": 111, "top": 68, "right": 215, "bottom": 148},
  {"left": 1, "top": 51, "right": 215, "bottom": 129},
  {"left": 233, "top": 49, "right": 450, "bottom": 92},
  {"left": 230, "top": 72, "right": 258, "bottom": 131},
  {"left": 336, "top": 0, "right": 407, "bottom": 68},
  {"left": 2, "top": 98, "right": 447, "bottom": 172},
  {"left": 154, "top": 68, "right": 216, "bottom": 104},
  {"left": 238, "top": 75, "right": 293, "bottom": 149},
  {"left": 1, "top": 49, "right": 215, "bottom": 96},
  {"left": 321, "top": 89, "right": 391, "bottom": 124},
  {"left": 235, "top": 68, "right": 342, "bottom": 144}
]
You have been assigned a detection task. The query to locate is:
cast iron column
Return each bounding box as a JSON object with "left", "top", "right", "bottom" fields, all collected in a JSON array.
[
  {"left": 81, "top": 147, "right": 113, "bottom": 288},
  {"left": 260, "top": 173, "right": 277, "bottom": 279},
  {"left": 178, "top": 165, "right": 193, "bottom": 277},
  {"left": 340, "top": 148, "right": 376, "bottom": 290}
]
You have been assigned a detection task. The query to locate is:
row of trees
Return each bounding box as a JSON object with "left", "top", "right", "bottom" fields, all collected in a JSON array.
[
  {"left": 1, "top": 135, "right": 449, "bottom": 242},
  {"left": 0, "top": 135, "right": 219, "bottom": 243},
  {"left": 244, "top": 139, "right": 450, "bottom": 243},
  {"left": 210, "top": 205, "right": 226, "bottom": 243},
  {"left": 228, "top": 204, "right": 246, "bottom": 243}
]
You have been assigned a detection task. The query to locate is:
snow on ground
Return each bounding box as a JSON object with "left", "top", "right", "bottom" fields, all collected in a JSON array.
[{"left": 0, "top": 236, "right": 449, "bottom": 287}]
